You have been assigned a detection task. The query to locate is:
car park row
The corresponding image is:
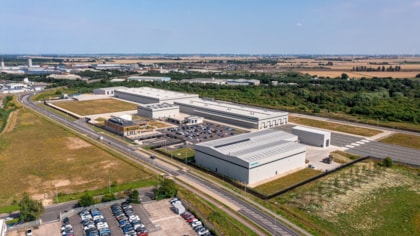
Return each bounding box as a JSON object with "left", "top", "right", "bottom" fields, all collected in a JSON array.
[
  {"left": 61, "top": 217, "right": 74, "bottom": 236},
  {"left": 170, "top": 198, "right": 212, "bottom": 236},
  {"left": 111, "top": 202, "right": 148, "bottom": 236},
  {"left": 79, "top": 208, "right": 111, "bottom": 236}
]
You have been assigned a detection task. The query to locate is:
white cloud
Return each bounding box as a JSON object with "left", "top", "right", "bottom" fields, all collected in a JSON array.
[
  {"left": 413, "top": 1, "right": 420, "bottom": 7},
  {"left": 296, "top": 23, "right": 303, "bottom": 27}
]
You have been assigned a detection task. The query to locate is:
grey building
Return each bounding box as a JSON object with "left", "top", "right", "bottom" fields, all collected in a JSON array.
[
  {"left": 175, "top": 100, "right": 288, "bottom": 129},
  {"left": 137, "top": 103, "right": 179, "bottom": 119},
  {"left": 292, "top": 126, "right": 331, "bottom": 148},
  {"left": 194, "top": 129, "right": 306, "bottom": 185},
  {"left": 114, "top": 87, "right": 199, "bottom": 104}
]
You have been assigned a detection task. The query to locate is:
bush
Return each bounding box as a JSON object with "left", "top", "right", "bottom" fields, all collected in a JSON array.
[
  {"left": 101, "top": 193, "right": 116, "bottom": 202},
  {"left": 78, "top": 193, "right": 94, "bottom": 207},
  {"left": 383, "top": 157, "right": 393, "bottom": 168}
]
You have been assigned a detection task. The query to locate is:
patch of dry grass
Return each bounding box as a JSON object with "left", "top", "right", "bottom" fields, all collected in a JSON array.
[
  {"left": 289, "top": 116, "right": 382, "bottom": 137},
  {"left": 51, "top": 98, "right": 137, "bottom": 116},
  {"left": 379, "top": 133, "right": 420, "bottom": 150},
  {"left": 0, "top": 107, "right": 152, "bottom": 207},
  {"left": 254, "top": 168, "right": 322, "bottom": 195}
]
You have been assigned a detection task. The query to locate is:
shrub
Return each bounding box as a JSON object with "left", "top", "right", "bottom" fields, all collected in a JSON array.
[{"left": 383, "top": 157, "right": 393, "bottom": 168}]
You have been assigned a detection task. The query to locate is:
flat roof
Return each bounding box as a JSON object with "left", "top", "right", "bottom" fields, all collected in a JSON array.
[
  {"left": 115, "top": 87, "right": 199, "bottom": 100},
  {"left": 176, "top": 99, "right": 287, "bottom": 119},
  {"left": 292, "top": 125, "right": 331, "bottom": 135},
  {"left": 140, "top": 102, "right": 179, "bottom": 110},
  {"left": 196, "top": 129, "right": 303, "bottom": 163}
]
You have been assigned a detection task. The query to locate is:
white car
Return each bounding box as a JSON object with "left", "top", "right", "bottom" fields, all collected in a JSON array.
[{"left": 191, "top": 220, "right": 202, "bottom": 228}]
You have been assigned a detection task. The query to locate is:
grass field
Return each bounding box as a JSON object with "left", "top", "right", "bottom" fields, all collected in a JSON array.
[
  {"left": 379, "top": 133, "right": 420, "bottom": 150},
  {"left": 253, "top": 168, "right": 322, "bottom": 195},
  {"left": 0, "top": 107, "right": 154, "bottom": 208},
  {"left": 330, "top": 151, "right": 360, "bottom": 164},
  {"left": 266, "top": 162, "right": 420, "bottom": 236},
  {"left": 289, "top": 116, "right": 382, "bottom": 137},
  {"left": 160, "top": 147, "right": 195, "bottom": 160},
  {"left": 51, "top": 98, "right": 138, "bottom": 116},
  {"left": 177, "top": 185, "right": 259, "bottom": 236}
]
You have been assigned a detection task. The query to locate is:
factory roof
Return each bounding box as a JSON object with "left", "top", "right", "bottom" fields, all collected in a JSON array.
[
  {"left": 292, "top": 125, "right": 331, "bottom": 135},
  {"left": 115, "top": 87, "right": 199, "bottom": 100},
  {"left": 176, "top": 99, "right": 287, "bottom": 119},
  {"left": 196, "top": 129, "right": 303, "bottom": 163},
  {"left": 140, "top": 102, "right": 179, "bottom": 110}
]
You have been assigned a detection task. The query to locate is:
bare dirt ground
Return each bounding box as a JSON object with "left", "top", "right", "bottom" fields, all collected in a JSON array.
[
  {"left": 65, "top": 137, "right": 92, "bottom": 149},
  {"left": 1, "top": 110, "right": 19, "bottom": 135}
]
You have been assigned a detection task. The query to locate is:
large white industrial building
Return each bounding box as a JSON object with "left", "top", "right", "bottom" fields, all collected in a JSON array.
[
  {"left": 175, "top": 99, "right": 288, "bottom": 129},
  {"left": 114, "top": 87, "right": 199, "bottom": 104},
  {"left": 292, "top": 126, "right": 331, "bottom": 148},
  {"left": 127, "top": 76, "right": 171, "bottom": 82},
  {"left": 137, "top": 103, "right": 179, "bottom": 119},
  {"left": 93, "top": 86, "right": 127, "bottom": 96},
  {"left": 194, "top": 129, "right": 306, "bottom": 185}
]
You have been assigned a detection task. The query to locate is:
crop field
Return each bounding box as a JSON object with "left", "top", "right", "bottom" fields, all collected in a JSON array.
[
  {"left": 51, "top": 98, "right": 138, "bottom": 116},
  {"left": 268, "top": 162, "right": 420, "bottom": 235},
  {"left": 289, "top": 116, "right": 382, "bottom": 137},
  {"left": 379, "top": 133, "right": 420, "bottom": 150},
  {"left": 253, "top": 168, "right": 322, "bottom": 195},
  {"left": 0, "top": 107, "right": 153, "bottom": 208}
]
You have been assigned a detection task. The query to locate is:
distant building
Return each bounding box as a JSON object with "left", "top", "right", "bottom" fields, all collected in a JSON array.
[
  {"left": 1, "top": 83, "right": 28, "bottom": 93},
  {"left": 175, "top": 99, "right": 288, "bottom": 129},
  {"left": 195, "top": 129, "right": 306, "bottom": 185},
  {"left": 93, "top": 86, "right": 127, "bottom": 96},
  {"left": 114, "top": 87, "right": 199, "bottom": 104},
  {"left": 137, "top": 103, "right": 179, "bottom": 119},
  {"left": 104, "top": 116, "right": 147, "bottom": 137},
  {"left": 226, "top": 79, "right": 260, "bottom": 86},
  {"left": 127, "top": 76, "right": 171, "bottom": 82},
  {"left": 47, "top": 74, "right": 81, "bottom": 80},
  {"left": 292, "top": 126, "right": 331, "bottom": 148},
  {"left": 180, "top": 78, "right": 226, "bottom": 85}
]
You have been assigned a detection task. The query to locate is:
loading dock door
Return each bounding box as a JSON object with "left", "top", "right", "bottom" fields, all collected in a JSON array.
[{"left": 326, "top": 139, "right": 330, "bottom": 147}]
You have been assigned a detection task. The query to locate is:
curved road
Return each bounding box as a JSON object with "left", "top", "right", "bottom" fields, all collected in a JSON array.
[{"left": 21, "top": 94, "right": 305, "bottom": 236}]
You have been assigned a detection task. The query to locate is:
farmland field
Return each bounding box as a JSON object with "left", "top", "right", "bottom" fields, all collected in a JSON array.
[
  {"left": 0, "top": 107, "right": 154, "bottom": 208},
  {"left": 51, "top": 98, "right": 138, "bottom": 116},
  {"left": 267, "top": 162, "right": 420, "bottom": 236}
]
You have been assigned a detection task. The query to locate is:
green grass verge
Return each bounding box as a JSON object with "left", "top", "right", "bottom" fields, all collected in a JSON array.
[
  {"left": 289, "top": 116, "right": 382, "bottom": 137},
  {"left": 177, "top": 185, "right": 259, "bottom": 236},
  {"left": 379, "top": 133, "right": 420, "bottom": 150}
]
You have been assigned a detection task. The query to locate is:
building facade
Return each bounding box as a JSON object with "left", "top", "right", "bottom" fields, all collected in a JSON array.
[
  {"left": 175, "top": 100, "right": 288, "bottom": 129},
  {"left": 104, "top": 116, "right": 147, "bottom": 137},
  {"left": 194, "top": 129, "right": 306, "bottom": 185},
  {"left": 137, "top": 103, "right": 179, "bottom": 119},
  {"left": 292, "top": 126, "right": 331, "bottom": 148}
]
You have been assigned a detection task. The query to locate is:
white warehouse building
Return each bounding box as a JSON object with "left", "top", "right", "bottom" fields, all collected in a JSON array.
[
  {"left": 138, "top": 103, "right": 179, "bottom": 119},
  {"left": 175, "top": 99, "right": 288, "bottom": 129},
  {"left": 114, "top": 87, "right": 199, "bottom": 104},
  {"left": 93, "top": 86, "right": 127, "bottom": 96},
  {"left": 292, "top": 126, "right": 331, "bottom": 148},
  {"left": 194, "top": 129, "right": 306, "bottom": 185},
  {"left": 127, "top": 76, "right": 171, "bottom": 82}
]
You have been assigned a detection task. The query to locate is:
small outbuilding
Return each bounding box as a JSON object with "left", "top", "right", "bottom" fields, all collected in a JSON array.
[{"left": 292, "top": 126, "right": 331, "bottom": 148}]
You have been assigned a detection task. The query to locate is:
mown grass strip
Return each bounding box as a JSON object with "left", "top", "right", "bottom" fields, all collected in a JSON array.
[{"left": 379, "top": 133, "right": 420, "bottom": 150}]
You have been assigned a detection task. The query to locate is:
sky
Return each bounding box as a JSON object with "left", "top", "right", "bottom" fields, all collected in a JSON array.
[{"left": 0, "top": 0, "right": 419, "bottom": 55}]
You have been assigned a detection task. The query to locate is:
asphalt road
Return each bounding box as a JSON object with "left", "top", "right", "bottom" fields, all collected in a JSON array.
[
  {"left": 21, "top": 94, "right": 302, "bottom": 236},
  {"left": 276, "top": 124, "right": 420, "bottom": 166}
]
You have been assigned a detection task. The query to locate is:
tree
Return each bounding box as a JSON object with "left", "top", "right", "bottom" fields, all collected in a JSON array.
[
  {"left": 416, "top": 73, "right": 420, "bottom": 78},
  {"left": 383, "top": 157, "right": 393, "bottom": 168},
  {"left": 341, "top": 73, "right": 349, "bottom": 80},
  {"left": 128, "top": 190, "right": 140, "bottom": 203},
  {"left": 78, "top": 193, "right": 95, "bottom": 207},
  {"left": 154, "top": 179, "right": 177, "bottom": 200},
  {"left": 18, "top": 192, "right": 44, "bottom": 222}
]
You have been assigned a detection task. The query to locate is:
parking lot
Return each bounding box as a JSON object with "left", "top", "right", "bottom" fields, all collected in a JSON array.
[{"left": 142, "top": 122, "right": 247, "bottom": 149}]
